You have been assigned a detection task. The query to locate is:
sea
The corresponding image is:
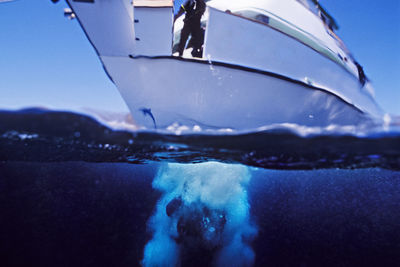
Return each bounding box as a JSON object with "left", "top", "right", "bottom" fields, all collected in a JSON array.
[{"left": 0, "top": 108, "right": 399, "bottom": 267}]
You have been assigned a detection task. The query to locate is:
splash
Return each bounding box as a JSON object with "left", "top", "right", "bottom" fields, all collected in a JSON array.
[{"left": 142, "top": 162, "right": 257, "bottom": 266}]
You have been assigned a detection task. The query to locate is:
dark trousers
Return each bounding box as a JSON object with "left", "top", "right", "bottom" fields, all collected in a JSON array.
[{"left": 178, "top": 18, "right": 203, "bottom": 57}]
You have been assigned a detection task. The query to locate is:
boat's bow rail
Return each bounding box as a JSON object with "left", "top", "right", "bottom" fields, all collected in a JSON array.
[{"left": 133, "top": 0, "right": 173, "bottom": 7}]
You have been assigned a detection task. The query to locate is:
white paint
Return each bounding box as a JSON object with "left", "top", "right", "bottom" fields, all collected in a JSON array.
[
  {"left": 204, "top": 7, "right": 381, "bottom": 117},
  {"left": 102, "top": 56, "right": 375, "bottom": 130},
  {"left": 133, "top": 7, "right": 173, "bottom": 56}
]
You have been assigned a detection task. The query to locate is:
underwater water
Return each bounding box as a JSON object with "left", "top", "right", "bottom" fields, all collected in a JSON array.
[{"left": 0, "top": 108, "right": 399, "bottom": 267}]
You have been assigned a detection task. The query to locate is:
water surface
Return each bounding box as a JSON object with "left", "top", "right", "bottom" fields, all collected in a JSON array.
[{"left": 0, "top": 109, "right": 399, "bottom": 267}]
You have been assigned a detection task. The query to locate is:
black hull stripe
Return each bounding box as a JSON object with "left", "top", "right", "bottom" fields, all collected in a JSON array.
[{"left": 129, "top": 54, "right": 365, "bottom": 115}]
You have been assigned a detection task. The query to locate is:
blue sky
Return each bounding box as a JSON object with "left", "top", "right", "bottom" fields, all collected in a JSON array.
[{"left": 0, "top": 0, "right": 399, "bottom": 115}]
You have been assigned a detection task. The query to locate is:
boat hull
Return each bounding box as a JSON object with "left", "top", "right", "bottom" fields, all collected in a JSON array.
[{"left": 101, "top": 56, "right": 373, "bottom": 131}]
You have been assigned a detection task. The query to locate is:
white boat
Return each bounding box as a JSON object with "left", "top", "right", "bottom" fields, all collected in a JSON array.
[{"left": 61, "top": 0, "right": 383, "bottom": 131}]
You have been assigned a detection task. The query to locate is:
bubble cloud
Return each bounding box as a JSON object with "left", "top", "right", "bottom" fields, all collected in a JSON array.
[{"left": 142, "top": 162, "right": 257, "bottom": 266}]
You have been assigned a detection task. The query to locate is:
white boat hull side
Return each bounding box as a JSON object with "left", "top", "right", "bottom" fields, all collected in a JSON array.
[
  {"left": 204, "top": 7, "right": 382, "bottom": 118},
  {"left": 101, "top": 56, "right": 370, "bottom": 130}
]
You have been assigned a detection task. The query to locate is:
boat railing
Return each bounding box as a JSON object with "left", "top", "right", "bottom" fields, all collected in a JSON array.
[{"left": 133, "top": 0, "right": 173, "bottom": 8}]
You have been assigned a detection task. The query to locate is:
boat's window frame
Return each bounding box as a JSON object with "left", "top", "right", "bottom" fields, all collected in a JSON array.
[{"left": 227, "top": 9, "right": 269, "bottom": 28}]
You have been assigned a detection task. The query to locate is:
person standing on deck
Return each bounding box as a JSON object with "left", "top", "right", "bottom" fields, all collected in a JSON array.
[{"left": 174, "top": 0, "right": 206, "bottom": 58}]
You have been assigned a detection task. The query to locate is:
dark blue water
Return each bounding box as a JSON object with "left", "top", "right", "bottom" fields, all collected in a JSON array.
[{"left": 0, "top": 109, "right": 399, "bottom": 267}]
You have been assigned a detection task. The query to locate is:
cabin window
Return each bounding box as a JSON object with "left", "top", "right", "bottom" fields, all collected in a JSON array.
[
  {"left": 234, "top": 10, "right": 270, "bottom": 25},
  {"left": 73, "top": 0, "right": 94, "bottom": 2}
]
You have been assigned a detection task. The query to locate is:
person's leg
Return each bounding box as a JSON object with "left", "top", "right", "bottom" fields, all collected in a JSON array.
[
  {"left": 190, "top": 19, "right": 203, "bottom": 57},
  {"left": 178, "top": 23, "right": 191, "bottom": 56}
]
